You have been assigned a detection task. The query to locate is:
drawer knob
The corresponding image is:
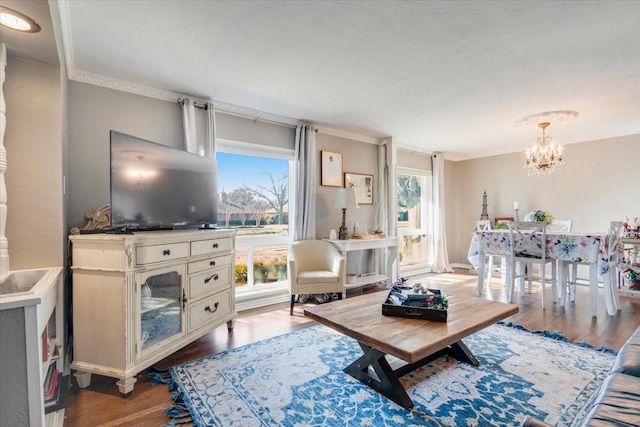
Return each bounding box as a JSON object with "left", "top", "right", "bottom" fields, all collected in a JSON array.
[
  {"left": 162, "top": 249, "right": 171, "bottom": 256},
  {"left": 209, "top": 260, "right": 216, "bottom": 266},
  {"left": 204, "top": 273, "right": 219, "bottom": 284},
  {"left": 212, "top": 243, "right": 219, "bottom": 249},
  {"left": 205, "top": 302, "right": 219, "bottom": 314}
]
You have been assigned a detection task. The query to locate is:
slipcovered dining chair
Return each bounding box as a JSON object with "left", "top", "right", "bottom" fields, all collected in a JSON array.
[
  {"left": 475, "top": 220, "right": 495, "bottom": 287},
  {"left": 559, "top": 221, "right": 622, "bottom": 316},
  {"left": 508, "top": 221, "right": 556, "bottom": 309},
  {"left": 548, "top": 219, "right": 576, "bottom": 301},
  {"left": 287, "top": 240, "right": 345, "bottom": 315}
]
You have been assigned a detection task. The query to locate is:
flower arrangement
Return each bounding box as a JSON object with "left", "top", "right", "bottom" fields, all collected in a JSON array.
[
  {"left": 621, "top": 264, "right": 640, "bottom": 290},
  {"left": 524, "top": 209, "right": 554, "bottom": 225}
]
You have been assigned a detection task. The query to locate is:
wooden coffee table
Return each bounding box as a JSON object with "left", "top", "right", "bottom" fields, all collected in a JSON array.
[{"left": 304, "top": 286, "right": 518, "bottom": 409}]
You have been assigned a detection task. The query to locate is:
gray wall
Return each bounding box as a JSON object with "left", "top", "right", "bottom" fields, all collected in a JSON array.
[
  {"left": 315, "top": 134, "right": 378, "bottom": 240},
  {"left": 67, "top": 81, "right": 183, "bottom": 228},
  {"left": 65, "top": 79, "right": 640, "bottom": 272},
  {"left": 446, "top": 134, "right": 640, "bottom": 266},
  {"left": 4, "top": 55, "right": 63, "bottom": 270}
]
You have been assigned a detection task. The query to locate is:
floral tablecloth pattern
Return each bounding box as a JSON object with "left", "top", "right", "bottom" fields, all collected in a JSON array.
[{"left": 468, "top": 230, "right": 610, "bottom": 275}]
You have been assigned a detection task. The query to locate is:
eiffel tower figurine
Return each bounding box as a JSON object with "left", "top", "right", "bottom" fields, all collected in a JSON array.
[{"left": 480, "top": 190, "right": 489, "bottom": 220}]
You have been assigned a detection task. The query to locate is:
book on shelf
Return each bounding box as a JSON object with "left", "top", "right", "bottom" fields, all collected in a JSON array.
[
  {"left": 41, "top": 325, "right": 49, "bottom": 362},
  {"left": 44, "top": 376, "right": 61, "bottom": 408},
  {"left": 43, "top": 363, "right": 61, "bottom": 401}
]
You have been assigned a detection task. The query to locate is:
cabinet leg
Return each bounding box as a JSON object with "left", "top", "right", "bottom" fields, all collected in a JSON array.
[
  {"left": 116, "top": 377, "right": 137, "bottom": 395},
  {"left": 227, "top": 318, "right": 236, "bottom": 331},
  {"left": 74, "top": 371, "right": 92, "bottom": 389}
]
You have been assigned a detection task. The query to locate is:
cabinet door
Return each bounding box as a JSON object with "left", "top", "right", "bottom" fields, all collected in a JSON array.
[{"left": 135, "top": 265, "right": 185, "bottom": 359}]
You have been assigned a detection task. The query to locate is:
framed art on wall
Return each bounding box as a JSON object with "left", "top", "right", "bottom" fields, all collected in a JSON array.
[
  {"left": 321, "top": 151, "right": 343, "bottom": 187},
  {"left": 344, "top": 172, "right": 373, "bottom": 205}
]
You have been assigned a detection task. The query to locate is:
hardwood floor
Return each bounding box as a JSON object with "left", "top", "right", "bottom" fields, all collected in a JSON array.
[{"left": 62, "top": 270, "right": 640, "bottom": 426}]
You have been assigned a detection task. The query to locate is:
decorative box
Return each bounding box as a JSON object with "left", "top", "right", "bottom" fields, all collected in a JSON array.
[{"left": 381, "top": 288, "right": 448, "bottom": 322}]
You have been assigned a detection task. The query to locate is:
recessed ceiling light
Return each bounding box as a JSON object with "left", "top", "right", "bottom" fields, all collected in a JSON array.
[{"left": 0, "top": 6, "right": 41, "bottom": 33}]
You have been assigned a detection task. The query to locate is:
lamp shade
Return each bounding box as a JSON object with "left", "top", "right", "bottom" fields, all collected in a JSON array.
[{"left": 335, "top": 188, "right": 359, "bottom": 210}]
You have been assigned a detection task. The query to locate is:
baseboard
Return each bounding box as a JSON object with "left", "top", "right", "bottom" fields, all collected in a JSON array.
[
  {"left": 451, "top": 263, "right": 473, "bottom": 270},
  {"left": 236, "top": 287, "right": 290, "bottom": 312}
]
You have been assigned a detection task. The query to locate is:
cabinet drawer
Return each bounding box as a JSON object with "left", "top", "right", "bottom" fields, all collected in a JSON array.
[
  {"left": 135, "top": 242, "right": 189, "bottom": 265},
  {"left": 191, "top": 237, "right": 232, "bottom": 257},
  {"left": 188, "top": 290, "right": 231, "bottom": 332},
  {"left": 189, "top": 265, "right": 231, "bottom": 300},
  {"left": 187, "top": 254, "right": 232, "bottom": 275}
]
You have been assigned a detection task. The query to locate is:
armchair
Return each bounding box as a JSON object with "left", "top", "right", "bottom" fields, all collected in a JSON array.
[{"left": 288, "top": 240, "right": 345, "bottom": 315}]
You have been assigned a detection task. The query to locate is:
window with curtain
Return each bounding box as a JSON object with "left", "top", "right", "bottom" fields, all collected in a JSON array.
[
  {"left": 216, "top": 140, "right": 295, "bottom": 294},
  {"left": 396, "top": 168, "right": 433, "bottom": 274}
]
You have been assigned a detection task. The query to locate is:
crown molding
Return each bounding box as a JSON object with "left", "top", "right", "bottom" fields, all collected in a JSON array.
[
  {"left": 211, "top": 100, "right": 298, "bottom": 127},
  {"left": 315, "top": 126, "right": 380, "bottom": 145}
]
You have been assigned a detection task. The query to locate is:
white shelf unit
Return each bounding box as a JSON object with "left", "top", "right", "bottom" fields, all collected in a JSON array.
[
  {"left": 618, "top": 237, "right": 640, "bottom": 298},
  {"left": 0, "top": 266, "right": 65, "bottom": 427}
]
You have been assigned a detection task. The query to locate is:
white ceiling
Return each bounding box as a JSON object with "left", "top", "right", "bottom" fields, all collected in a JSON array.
[{"left": 3, "top": 0, "right": 640, "bottom": 160}]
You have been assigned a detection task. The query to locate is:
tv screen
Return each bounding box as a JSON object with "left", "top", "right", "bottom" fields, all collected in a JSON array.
[{"left": 110, "top": 131, "right": 218, "bottom": 230}]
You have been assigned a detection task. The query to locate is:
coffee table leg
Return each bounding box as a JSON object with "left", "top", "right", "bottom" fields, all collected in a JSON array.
[
  {"left": 344, "top": 342, "right": 414, "bottom": 409},
  {"left": 344, "top": 339, "right": 479, "bottom": 409},
  {"left": 449, "top": 340, "right": 479, "bottom": 366}
]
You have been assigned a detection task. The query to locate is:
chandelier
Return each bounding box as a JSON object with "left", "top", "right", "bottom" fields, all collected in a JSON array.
[
  {"left": 516, "top": 110, "right": 578, "bottom": 177},
  {"left": 525, "top": 122, "right": 563, "bottom": 176}
]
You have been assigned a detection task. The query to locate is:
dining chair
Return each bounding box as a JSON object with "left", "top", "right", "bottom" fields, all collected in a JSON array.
[
  {"left": 549, "top": 219, "right": 576, "bottom": 301},
  {"left": 475, "top": 220, "right": 495, "bottom": 287},
  {"left": 558, "top": 221, "right": 622, "bottom": 317},
  {"left": 605, "top": 221, "right": 623, "bottom": 311},
  {"left": 508, "top": 221, "right": 556, "bottom": 309}
]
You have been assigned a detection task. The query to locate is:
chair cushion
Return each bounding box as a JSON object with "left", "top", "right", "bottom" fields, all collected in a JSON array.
[
  {"left": 611, "top": 326, "right": 640, "bottom": 377},
  {"left": 298, "top": 271, "right": 340, "bottom": 284}
]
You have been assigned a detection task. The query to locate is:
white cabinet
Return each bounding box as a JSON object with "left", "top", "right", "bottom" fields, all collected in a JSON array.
[{"left": 69, "top": 230, "right": 236, "bottom": 395}]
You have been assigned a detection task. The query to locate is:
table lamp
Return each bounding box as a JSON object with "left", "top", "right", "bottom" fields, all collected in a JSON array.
[{"left": 335, "top": 188, "right": 359, "bottom": 240}]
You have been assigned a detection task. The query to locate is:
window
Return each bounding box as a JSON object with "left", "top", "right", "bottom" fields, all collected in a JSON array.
[
  {"left": 397, "top": 168, "right": 433, "bottom": 273},
  {"left": 216, "top": 141, "right": 294, "bottom": 294}
]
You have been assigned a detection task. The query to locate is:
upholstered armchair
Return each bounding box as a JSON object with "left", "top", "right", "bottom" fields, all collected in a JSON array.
[{"left": 288, "top": 240, "right": 345, "bottom": 315}]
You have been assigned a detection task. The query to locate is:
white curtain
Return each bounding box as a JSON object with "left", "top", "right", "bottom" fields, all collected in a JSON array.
[
  {"left": 181, "top": 98, "right": 215, "bottom": 159},
  {"left": 377, "top": 138, "right": 397, "bottom": 238},
  {"left": 182, "top": 98, "right": 198, "bottom": 154},
  {"left": 293, "top": 123, "right": 316, "bottom": 240},
  {"left": 207, "top": 102, "right": 216, "bottom": 158},
  {"left": 377, "top": 137, "right": 398, "bottom": 280},
  {"left": 431, "top": 153, "right": 453, "bottom": 273}
]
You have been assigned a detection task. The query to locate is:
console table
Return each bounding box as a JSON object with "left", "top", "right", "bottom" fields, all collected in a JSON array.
[{"left": 325, "top": 237, "right": 399, "bottom": 289}]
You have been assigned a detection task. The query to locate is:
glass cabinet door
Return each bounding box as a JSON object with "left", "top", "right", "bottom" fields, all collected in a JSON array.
[{"left": 136, "top": 266, "right": 184, "bottom": 356}]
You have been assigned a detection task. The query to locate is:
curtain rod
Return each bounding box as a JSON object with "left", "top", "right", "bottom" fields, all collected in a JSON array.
[{"left": 177, "top": 98, "right": 208, "bottom": 110}]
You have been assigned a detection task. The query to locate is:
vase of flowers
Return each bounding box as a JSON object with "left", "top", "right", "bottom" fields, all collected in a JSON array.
[{"left": 524, "top": 209, "right": 553, "bottom": 225}]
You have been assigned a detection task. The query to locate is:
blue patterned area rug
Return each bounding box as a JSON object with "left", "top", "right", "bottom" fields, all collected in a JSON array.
[{"left": 155, "top": 323, "right": 615, "bottom": 427}]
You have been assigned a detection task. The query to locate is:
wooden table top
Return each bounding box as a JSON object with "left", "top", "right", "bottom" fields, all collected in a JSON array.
[{"left": 304, "top": 284, "right": 519, "bottom": 364}]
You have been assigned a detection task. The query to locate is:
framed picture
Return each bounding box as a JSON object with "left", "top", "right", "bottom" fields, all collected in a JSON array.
[
  {"left": 344, "top": 172, "right": 374, "bottom": 205},
  {"left": 320, "top": 151, "right": 343, "bottom": 187}
]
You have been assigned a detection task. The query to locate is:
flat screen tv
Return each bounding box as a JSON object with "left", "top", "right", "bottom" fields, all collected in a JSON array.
[{"left": 110, "top": 130, "right": 217, "bottom": 230}]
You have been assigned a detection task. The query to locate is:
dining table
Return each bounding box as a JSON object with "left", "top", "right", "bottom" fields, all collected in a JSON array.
[{"left": 468, "top": 229, "right": 618, "bottom": 317}]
